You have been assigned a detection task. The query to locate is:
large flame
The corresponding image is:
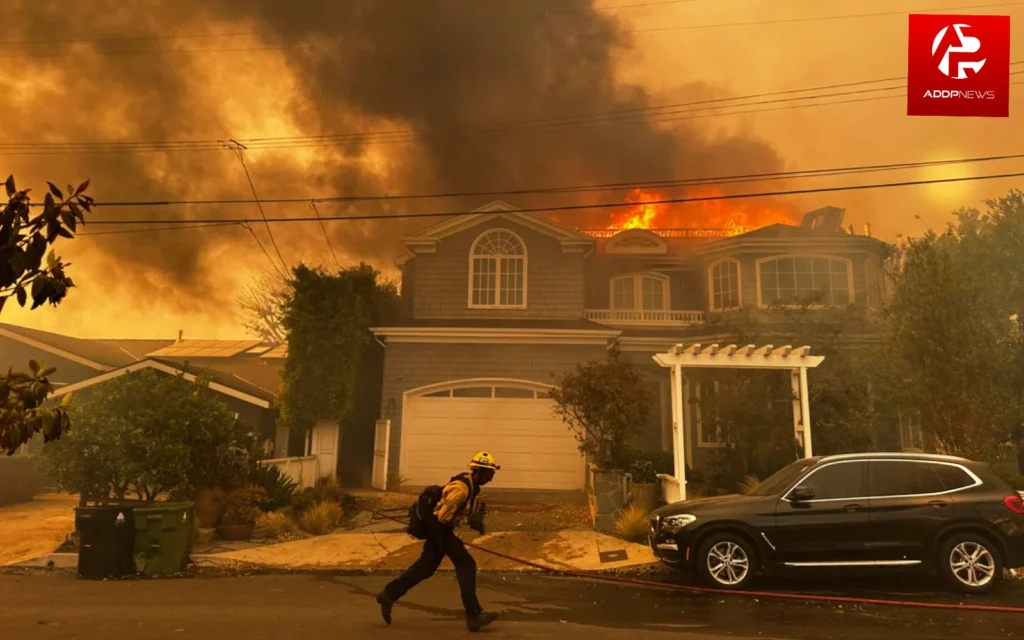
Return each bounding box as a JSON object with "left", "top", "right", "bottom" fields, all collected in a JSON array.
[{"left": 607, "top": 187, "right": 796, "bottom": 236}]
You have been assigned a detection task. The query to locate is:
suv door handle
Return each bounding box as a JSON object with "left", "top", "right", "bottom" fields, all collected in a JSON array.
[
  {"left": 928, "top": 500, "right": 948, "bottom": 508},
  {"left": 844, "top": 504, "right": 863, "bottom": 512}
]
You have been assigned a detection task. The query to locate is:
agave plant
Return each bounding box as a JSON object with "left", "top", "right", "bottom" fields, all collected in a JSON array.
[{"left": 250, "top": 464, "right": 299, "bottom": 511}]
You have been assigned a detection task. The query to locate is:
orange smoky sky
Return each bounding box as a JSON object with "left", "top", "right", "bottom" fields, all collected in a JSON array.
[{"left": 0, "top": 0, "right": 1021, "bottom": 339}]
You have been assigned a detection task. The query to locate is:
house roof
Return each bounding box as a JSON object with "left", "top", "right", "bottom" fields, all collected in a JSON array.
[
  {"left": 0, "top": 323, "right": 284, "bottom": 400},
  {"left": 0, "top": 323, "right": 175, "bottom": 370},
  {"left": 48, "top": 359, "right": 275, "bottom": 408},
  {"left": 402, "top": 200, "right": 595, "bottom": 253}
]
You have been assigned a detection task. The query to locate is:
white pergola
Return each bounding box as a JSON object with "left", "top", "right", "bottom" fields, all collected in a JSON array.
[{"left": 652, "top": 343, "right": 825, "bottom": 503}]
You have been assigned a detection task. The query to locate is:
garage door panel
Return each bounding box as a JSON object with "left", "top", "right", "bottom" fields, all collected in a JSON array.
[{"left": 402, "top": 393, "right": 583, "bottom": 490}]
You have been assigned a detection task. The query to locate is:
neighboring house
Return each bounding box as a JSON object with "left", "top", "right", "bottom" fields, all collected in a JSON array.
[
  {"left": 372, "top": 200, "right": 893, "bottom": 491},
  {"left": 0, "top": 325, "right": 290, "bottom": 457}
]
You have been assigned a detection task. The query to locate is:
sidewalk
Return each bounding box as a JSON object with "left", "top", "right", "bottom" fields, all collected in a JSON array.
[
  {"left": 194, "top": 529, "right": 656, "bottom": 573},
  {"left": 0, "top": 493, "right": 76, "bottom": 567}
]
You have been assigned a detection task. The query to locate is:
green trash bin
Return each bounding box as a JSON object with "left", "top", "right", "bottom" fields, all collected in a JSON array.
[{"left": 132, "top": 502, "right": 195, "bottom": 576}]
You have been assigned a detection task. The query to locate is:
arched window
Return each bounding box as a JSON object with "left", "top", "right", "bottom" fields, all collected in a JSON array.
[
  {"left": 469, "top": 229, "right": 526, "bottom": 308},
  {"left": 757, "top": 255, "right": 852, "bottom": 307},
  {"left": 610, "top": 273, "right": 669, "bottom": 310},
  {"left": 709, "top": 259, "right": 741, "bottom": 310}
]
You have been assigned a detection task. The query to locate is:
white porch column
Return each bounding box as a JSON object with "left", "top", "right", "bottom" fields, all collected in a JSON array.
[
  {"left": 790, "top": 369, "right": 802, "bottom": 451},
  {"left": 799, "top": 366, "right": 813, "bottom": 457},
  {"left": 670, "top": 364, "right": 687, "bottom": 501}
]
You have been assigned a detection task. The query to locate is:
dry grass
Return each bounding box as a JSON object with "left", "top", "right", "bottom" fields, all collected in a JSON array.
[
  {"left": 738, "top": 475, "right": 762, "bottom": 495},
  {"left": 299, "top": 500, "right": 343, "bottom": 535},
  {"left": 614, "top": 504, "right": 650, "bottom": 542},
  {"left": 257, "top": 511, "right": 298, "bottom": 540}
]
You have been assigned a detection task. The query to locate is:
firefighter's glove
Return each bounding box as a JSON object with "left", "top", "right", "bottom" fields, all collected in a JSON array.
[{"left": 467, "top": 511, "right": 486, "bottom": 536}]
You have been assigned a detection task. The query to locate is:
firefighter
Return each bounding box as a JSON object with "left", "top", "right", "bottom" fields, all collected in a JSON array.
[{"left": 376, "top": 451, "right": 500, "bottom": 632}]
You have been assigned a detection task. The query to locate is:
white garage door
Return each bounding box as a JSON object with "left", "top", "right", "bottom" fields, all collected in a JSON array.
[{"left": 401, "top": 381, "right": 584, "bottom": 490}]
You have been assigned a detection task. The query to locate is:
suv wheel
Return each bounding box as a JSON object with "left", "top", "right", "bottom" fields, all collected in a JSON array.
[
  {"left": 696, "top": 533, "right": 756, "bottom": 589},
  {"left": 939, "top": 533, "right": 1003, "bottom": 594}
]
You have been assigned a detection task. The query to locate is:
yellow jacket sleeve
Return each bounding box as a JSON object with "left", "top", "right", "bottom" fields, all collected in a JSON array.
[{"left": 433, "top": 478, "right": 473, "bottom": 527}]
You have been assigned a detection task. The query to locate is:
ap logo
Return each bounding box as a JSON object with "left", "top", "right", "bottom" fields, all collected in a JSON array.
[{"left": 932, "top": 24, "right": 986, "bottom": 79}]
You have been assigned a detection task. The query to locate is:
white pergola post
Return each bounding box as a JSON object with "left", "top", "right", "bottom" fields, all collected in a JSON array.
[{"left": 654, "top": 343, "right": 825, "bottom": 504}]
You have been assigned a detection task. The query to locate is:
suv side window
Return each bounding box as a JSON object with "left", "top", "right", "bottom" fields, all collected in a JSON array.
[
  {"left": 933, "top": 464, "right": 978, "bottom": 491},
  {"left": 869, "top": 461, "right": 954, "bottom": 497},
  {"left": 792, "top": 461, "right": 868, "bottom": 500}
]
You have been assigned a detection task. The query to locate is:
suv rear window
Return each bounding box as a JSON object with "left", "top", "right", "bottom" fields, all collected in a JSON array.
[{"left": 869, "top": 461, "right": 974, "bottom": 497}]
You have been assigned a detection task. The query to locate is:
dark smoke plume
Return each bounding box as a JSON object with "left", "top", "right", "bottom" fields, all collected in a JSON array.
[{"left": 2, "top": 0, "right": 784, "bottom": 320}]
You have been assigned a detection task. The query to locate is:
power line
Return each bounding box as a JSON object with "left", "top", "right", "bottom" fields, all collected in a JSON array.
[
  {"left": 226, "top": 141, "right": 289, "bottom": 276},
  {"left": 309, "top": 201, "right": 340, "bottom": 269},
  {"left": 76, "top": 221, "right": 240, "bottom": 236},
  {"left": 32, "top": 151, "right": 1024, "bottom": 209},
  {"left": 70, "top": 170, "right": 1024, "bottom": 227},
  {"left": 3, "top": 2, "right": 1017, "bottom": 58},
  {"left": 625, "top": 1, "right": 1024, "bottom": 33},
  {"left": 5, "top": 68, "right": 1022, "bottom": 156}
]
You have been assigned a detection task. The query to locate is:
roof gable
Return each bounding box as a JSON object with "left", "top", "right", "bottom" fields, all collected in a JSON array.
[{"left": 403, "top": 200, "right": 594, "bottom": 254}]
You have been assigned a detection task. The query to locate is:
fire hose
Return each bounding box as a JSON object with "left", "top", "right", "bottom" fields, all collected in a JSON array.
[{"left": 353, "top": 498, "right": 1024, "bottom": 615}]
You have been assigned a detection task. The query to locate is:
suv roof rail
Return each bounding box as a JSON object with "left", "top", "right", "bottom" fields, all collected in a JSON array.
[{"left": 819, "top": 452, "right": 970, "bottom": 463}]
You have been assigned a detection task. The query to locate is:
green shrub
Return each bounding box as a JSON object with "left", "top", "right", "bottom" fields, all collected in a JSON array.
[
  {"left": 221, "top": 485, "right": 268, "bottom": 526},
  {"left": 249, "top": 465, "right": 298, "bottom": 511},
  {"left": 299, "top": 500, "right": 343, "bottom": 535},
  {"left": 0, "top": 456, "right": 52, "bottom": 506}
]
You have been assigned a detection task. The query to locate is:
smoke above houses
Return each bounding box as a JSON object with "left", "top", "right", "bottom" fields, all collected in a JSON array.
[{"left": 2, "top": 0, "right": 788, "bottom": 327}]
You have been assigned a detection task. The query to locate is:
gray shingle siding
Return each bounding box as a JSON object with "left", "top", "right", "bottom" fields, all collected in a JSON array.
[
  {"left": 411, "top": 217, "right": 585, "bottom": 319},
  {"left": 379, "top": 341, "right": 607, "bottom": 476}
]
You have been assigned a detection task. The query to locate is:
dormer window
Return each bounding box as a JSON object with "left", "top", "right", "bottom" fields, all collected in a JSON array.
[
  {"left": 610, "top": 273, "right": 669, "bottom": 310},
  {"left": 469, "top": 229, "right": 526, "bottom": 308}
]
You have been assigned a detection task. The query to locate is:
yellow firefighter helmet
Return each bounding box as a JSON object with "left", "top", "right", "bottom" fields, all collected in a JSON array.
[{"left": 469, "top": 451, "right": 501, "bottom": 471}]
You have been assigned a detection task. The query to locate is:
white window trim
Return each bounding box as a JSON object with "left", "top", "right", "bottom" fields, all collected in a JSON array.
[
  {"left": 754, "top": 254, "right": 855, "bottom": 309},
  {"left": 707, "top": 257, "right": 743, "bottom": 311},
  {"left": 609, "top": 272, "right": 670, "bottom": 311},
  {"left": 467, "top": 228, "right": 528, "bottom": 310},
  {"left": 695, "top": 380, "right": 723, "bottom": 448}
]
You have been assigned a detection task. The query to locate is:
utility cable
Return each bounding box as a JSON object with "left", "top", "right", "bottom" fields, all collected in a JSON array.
[{"left": 68, "top": 170, "right": 1024, "bottom": 227}]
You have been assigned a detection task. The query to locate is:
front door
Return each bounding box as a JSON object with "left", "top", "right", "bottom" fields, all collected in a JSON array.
[{"left": 771, "top": 460, "right": 874, "bottom": 565}]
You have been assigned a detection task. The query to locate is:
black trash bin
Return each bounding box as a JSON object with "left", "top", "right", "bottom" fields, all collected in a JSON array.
[{"left": 75, "top": 503, "right": 138, "bottom": 579}]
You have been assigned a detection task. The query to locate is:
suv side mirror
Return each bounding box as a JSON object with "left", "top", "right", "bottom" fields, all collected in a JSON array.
[{"left": 789, "top": 486, "right": 815, "bottom": 502}]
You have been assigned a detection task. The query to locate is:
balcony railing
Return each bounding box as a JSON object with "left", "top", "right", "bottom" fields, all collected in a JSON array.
[
  {"left": 579, "top": 228, "right": 732, "bottom": 239},
  {"left": 584, "top": 309, "right": 706, "bottom": 326}
]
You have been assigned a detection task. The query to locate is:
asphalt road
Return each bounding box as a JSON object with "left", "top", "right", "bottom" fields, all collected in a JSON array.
[{"left": 1, "top": 571, "right": 1023, "bottom": 639}]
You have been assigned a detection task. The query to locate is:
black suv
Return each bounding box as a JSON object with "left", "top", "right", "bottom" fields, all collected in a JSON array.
[{"left": 649, "top": 453, "right": 1024, "bottom": 593}]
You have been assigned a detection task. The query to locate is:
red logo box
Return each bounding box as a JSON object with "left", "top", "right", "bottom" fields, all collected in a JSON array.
[{"left": 907, "top": 14, "right": 1010, "bottom": 117}]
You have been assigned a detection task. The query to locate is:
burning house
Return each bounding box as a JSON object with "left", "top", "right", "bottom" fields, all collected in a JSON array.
[{"left": 370, "top": 198, "right": 891, "bottom": 492}]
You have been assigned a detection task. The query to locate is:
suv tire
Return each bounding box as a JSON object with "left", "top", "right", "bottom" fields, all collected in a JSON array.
[
  {"left": 938, "top": 532, "right": 1003, "bottom": 594},
  {"left": 695, "top": 532, "right": 756, "bottom": 590}
]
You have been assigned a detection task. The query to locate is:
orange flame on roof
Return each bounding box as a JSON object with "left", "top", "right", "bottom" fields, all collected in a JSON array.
[{"left": 607, "top": 187, "right": 796, "bottom": 236}]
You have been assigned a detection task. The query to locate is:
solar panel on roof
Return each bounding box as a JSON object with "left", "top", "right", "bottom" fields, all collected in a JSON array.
[{"left": 247, "top": 346, "right": 273, "bottom": 354}]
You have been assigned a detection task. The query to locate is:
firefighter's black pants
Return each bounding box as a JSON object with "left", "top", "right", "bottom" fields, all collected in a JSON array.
[{"left": 383, "top": 520, "right": 482, "bottom": 617}]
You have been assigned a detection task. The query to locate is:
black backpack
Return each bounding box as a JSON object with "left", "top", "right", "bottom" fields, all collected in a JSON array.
[{"left": 406, "top": 475, "right": 472, "bottom": 540}]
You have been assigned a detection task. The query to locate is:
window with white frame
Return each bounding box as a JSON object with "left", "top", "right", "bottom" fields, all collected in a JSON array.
[
  {"left": 710, "top": 259, "right": 741, "bottom": 310},
  {"left": 899, "top": 409, "right": 925, "bottom": 452},
  {"left": 610, "top": 273, "right": 669, "bottom": 310},
  {"left": 696, "top": 380, "right": 722, "bottom": 447},
  {"left": 469, "top": 229, "right": 526, "bottom": 308},
  {"left": 758, "top": 256, "right": 852, "bottom": 307}
]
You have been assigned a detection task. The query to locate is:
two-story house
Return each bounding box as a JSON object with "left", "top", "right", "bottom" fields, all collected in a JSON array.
[{"left": 371, "top": 200, "right": 891, "bottom": 492}]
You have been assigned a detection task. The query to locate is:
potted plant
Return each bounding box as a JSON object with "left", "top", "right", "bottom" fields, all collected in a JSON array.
[
  {"left": 217, "top": 485, "right": 268, "bottom": 541},
  {"left": 627, "top": 457, "right": 661, "bottom": 514},
  {"left": 193, "top": 444, "right": 251, "bottom": 528}
]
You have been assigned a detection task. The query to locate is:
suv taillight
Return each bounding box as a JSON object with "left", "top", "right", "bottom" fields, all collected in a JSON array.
[{"left": 1003, "top": 494, "right": 1024, "bottom": 514}]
